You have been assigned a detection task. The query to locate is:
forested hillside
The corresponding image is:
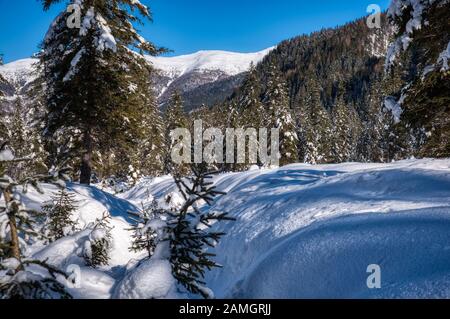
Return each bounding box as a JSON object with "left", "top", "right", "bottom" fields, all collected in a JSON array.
[{"left": 197, "top": 1, "right": 449, "bottom": 166}]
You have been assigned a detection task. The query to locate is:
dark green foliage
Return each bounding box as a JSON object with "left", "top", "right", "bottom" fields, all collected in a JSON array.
[
  {"left": 4, "top": 98, "right": 46, "bottom": 180},
  {"left": 83, "top": 212, "right": 113, "bottom": 268},
  {"left": 0, "top": 259, "right": 72, "bottom": 299},
  {"left": 0, "top": 142, "right": 72, "bottom": 299},
  {"left": 386, "top": 1, "right": 450, "bottom": 158},
  {"left": 128, "top": 199, "right": 164, "bottom": 257},
  {"left": 296, "top": 75, "right": 334, "bottom": 163},
  {"left": 40, "top": 0, "right": 166, "bottom": 184},
  {"left": 42, "top": 189, "right": 78, "bottom": 242},
  {"left": 189, "top": 15, "right": 395, "bottom": 166},
  {"left": 164, "top": 91, "right": 190, "bottom": 175},
  {"left": 168, "top": 164, "right": 235, "bottom": 298},
  {"left": 263, "top": 64, "right": 299, "bottom": 166}
]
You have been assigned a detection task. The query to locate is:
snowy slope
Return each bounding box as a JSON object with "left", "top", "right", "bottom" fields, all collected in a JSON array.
[
  {"left": 16, "top": 183, "right": 142, "bottom": 299},
  {"left": 0, "top": 58, "right": 37, "bottom": 87},
  {"left": 146, "top": 48, "right": 273, "bottom": 78},
  {"left": 231, "top": 210, "right": 450, "bottom": 298},
  {"left": 6, "top": 158, "right": 450, "bottom": 298},
  {"left": 121, "top": 158, "right": 450, "bottom": 298}
]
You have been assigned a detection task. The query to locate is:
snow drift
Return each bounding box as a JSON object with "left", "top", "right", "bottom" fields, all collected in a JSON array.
[
  {"left": 122, "top": 159, "right": 450, "bottom": 298},
  {"left": 5, "top": 158, "right": 450, "bottom": 298}
]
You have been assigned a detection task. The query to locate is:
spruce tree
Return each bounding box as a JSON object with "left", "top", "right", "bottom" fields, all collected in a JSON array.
[
  {"left": 239, "top": 63, "right": 266, "bottom": 130},
  {"left": 164, "top": 91, "right": 189, "bottom": 175},
  {"left": 168, "top": 165, "right": 235, "bottom": 298},
  {"left": 0, "top": 142, "right": 72, "bottom": 299},
  {"left": 299, "top": 76, "right": 334, "bottom": 164},
  {"left": 130, "top": 164, "right": 235, "bottom": 298},
  {"left": 128, "top": 199, "right": 164, "bottom": 258},
  {"left": 83, "top": 212, "right": 113, "bottom": 268},
  {"left": 40, "top": 0, "right": 166, "bottom": 185},
  {"left": 42, "top": 189, "right": 78, "bottom": 242},
  {"left": 332, "top": 85, "right": 362, "bottom": 162},
  {"left": 385, "top": 0, "right": 450, "bottom": 158},
  {"left": 263, "top": 64, "right": 299, "bottom": 166}
]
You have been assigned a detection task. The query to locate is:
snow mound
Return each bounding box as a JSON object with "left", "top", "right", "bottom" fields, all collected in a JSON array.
[
  {"left": 114, "top": 259, "right": 179, "bottom": 299},
  {"left": 230, "top": 210, "right": 450, "bottom": 298},
  {"left": 121, "top": 158, "right": 450, "bottom": 298},
  {"left": 6, "top": 158, "right": 450, "bottom": 298},
  {"left": 201, "top": 159, "right": 450, "bottom": 298}
]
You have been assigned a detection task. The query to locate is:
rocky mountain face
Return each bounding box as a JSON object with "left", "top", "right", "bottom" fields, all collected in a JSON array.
[{"left": 146, "top": 48, "right": 273, "bottom": 110}]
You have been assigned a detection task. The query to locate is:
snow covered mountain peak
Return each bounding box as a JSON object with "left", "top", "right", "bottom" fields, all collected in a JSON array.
[
  {"left": 0, "top": 58, "right": 38, "bottom": 87},
  {"left": 0, "top": 47, "right": 274, "bottom": 110},
  {"left": 146, "top": 47, "right": 274, "bottom": 77}
]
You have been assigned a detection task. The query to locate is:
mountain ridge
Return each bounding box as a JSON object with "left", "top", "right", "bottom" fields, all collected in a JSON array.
[{"left": 0, "top": 48, "right": 273, "bottom": 111}]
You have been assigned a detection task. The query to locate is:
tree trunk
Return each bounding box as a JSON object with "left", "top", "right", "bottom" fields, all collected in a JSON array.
[
  {"left": 3, "top": 190, "right": 21, "bottom": 262},
  {"left": 80, "top": 130, "right": 93, "bottom": 185}
]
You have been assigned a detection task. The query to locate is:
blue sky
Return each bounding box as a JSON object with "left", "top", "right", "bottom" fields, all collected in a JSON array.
[{"left": 0, "top": 0, "right": 390, "bottom": 63}]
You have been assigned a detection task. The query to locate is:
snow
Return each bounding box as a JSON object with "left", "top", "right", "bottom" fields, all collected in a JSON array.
[
  {"left": 80, "top": 7, "right": 95, "bottom": 37},
  {"left": 113, "top": 259, "right": 179, "bottom": 299},
  {"left": 0, "top": 148, "right": 14, "bottom": 161},
  {"left": 437, "top": 41, "right": 450, "bottom": 72},
  {"left": 0, "top": 58, "right": 37, "bottom": 87},
  {"left": 1, "top": 258, "right": 21, "bottom": 270},
  {"left": 146, "top": 47, "right": 274, "bottom": 77},
  {"left": 95, "top": 14, "right": 117, "bottom": 53},
  {"left": 228, "top": 210, "right": 450, "bottom": 298},
  {"left": 3, "top": 158, "right": 450, "bottom": 298},
  {"left": 2, "top": 47, "right": 273, "bottom": 100},
  {"left": 386, "top": 0, "right": 450, "bottom": 69},
  {"left": 384, "top": 96, "right": 404, "bottom": 123},
  {"left": 117, "top": 158, "right": 450, "bottom": 298},
  {"left": 63, "top": 48, "right": 86, "bottom": 82}
]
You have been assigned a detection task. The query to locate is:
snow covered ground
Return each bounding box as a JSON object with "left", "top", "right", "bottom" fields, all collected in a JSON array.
[{"left": 10, "top": 158, "right": 450, "bottom": 298}]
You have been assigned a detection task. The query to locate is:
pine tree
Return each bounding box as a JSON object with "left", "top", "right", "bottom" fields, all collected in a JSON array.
[
  {"left": 83, "top": 212, "right": 113, "bottom": 268},
  {"left": 131, "top": 164, "right": 235, "bottom": 298},
  {"left": 168, "top": 164, "right": 235, "bottom": 298},
  {"left": 298, "top": 76, "right": 334, "bottom": 164},
  {"left": 239, "top": 63, "right": 266, "bottom": 130},
  {"left": 164, "top": 91, "right": 189, "bottom": 175},
  {"left": 263, "top": 64, "right": 299, "bottom": 166},
  {"left": 385, "top": 0, "right": 450, "bottom": 158},
  {"left": 128, "top": 199, "right": 164, "bottom": 258},
  {"left": 5, "top": 98, "right": 35, "bottom": 180},
  {"left": 42, "top": 189, "right": 78, "bottom": 242},
  {"left": 40, "top": 0, "right": 166, "bottom": 185},
  {"left": 133, "top": 92, "right": 166, "bottom": 177},
  {"left": 332, "top": 85, "right": 362, "bottom": 162},
  {"left": 0, "top": 142, "right": 72, "bottom": 299}
]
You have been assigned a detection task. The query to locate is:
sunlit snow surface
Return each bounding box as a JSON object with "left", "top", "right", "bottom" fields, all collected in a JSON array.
[
  {"left": 10, "top": 158, "right": 450, "bottom": 298},
  {"left": 146, "top": 48, "right": 274, "bottom": 78}
]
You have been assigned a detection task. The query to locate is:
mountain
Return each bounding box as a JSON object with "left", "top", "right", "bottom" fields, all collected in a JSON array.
[
  {"left": 202, "top": 15, "right": 395, "bottom": 165},
  {"left": 0, "top": 48, "right": 273, "bottom": 112},
  {"left": 146, "top": 48, "right": 273, "bottom": 110}
]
